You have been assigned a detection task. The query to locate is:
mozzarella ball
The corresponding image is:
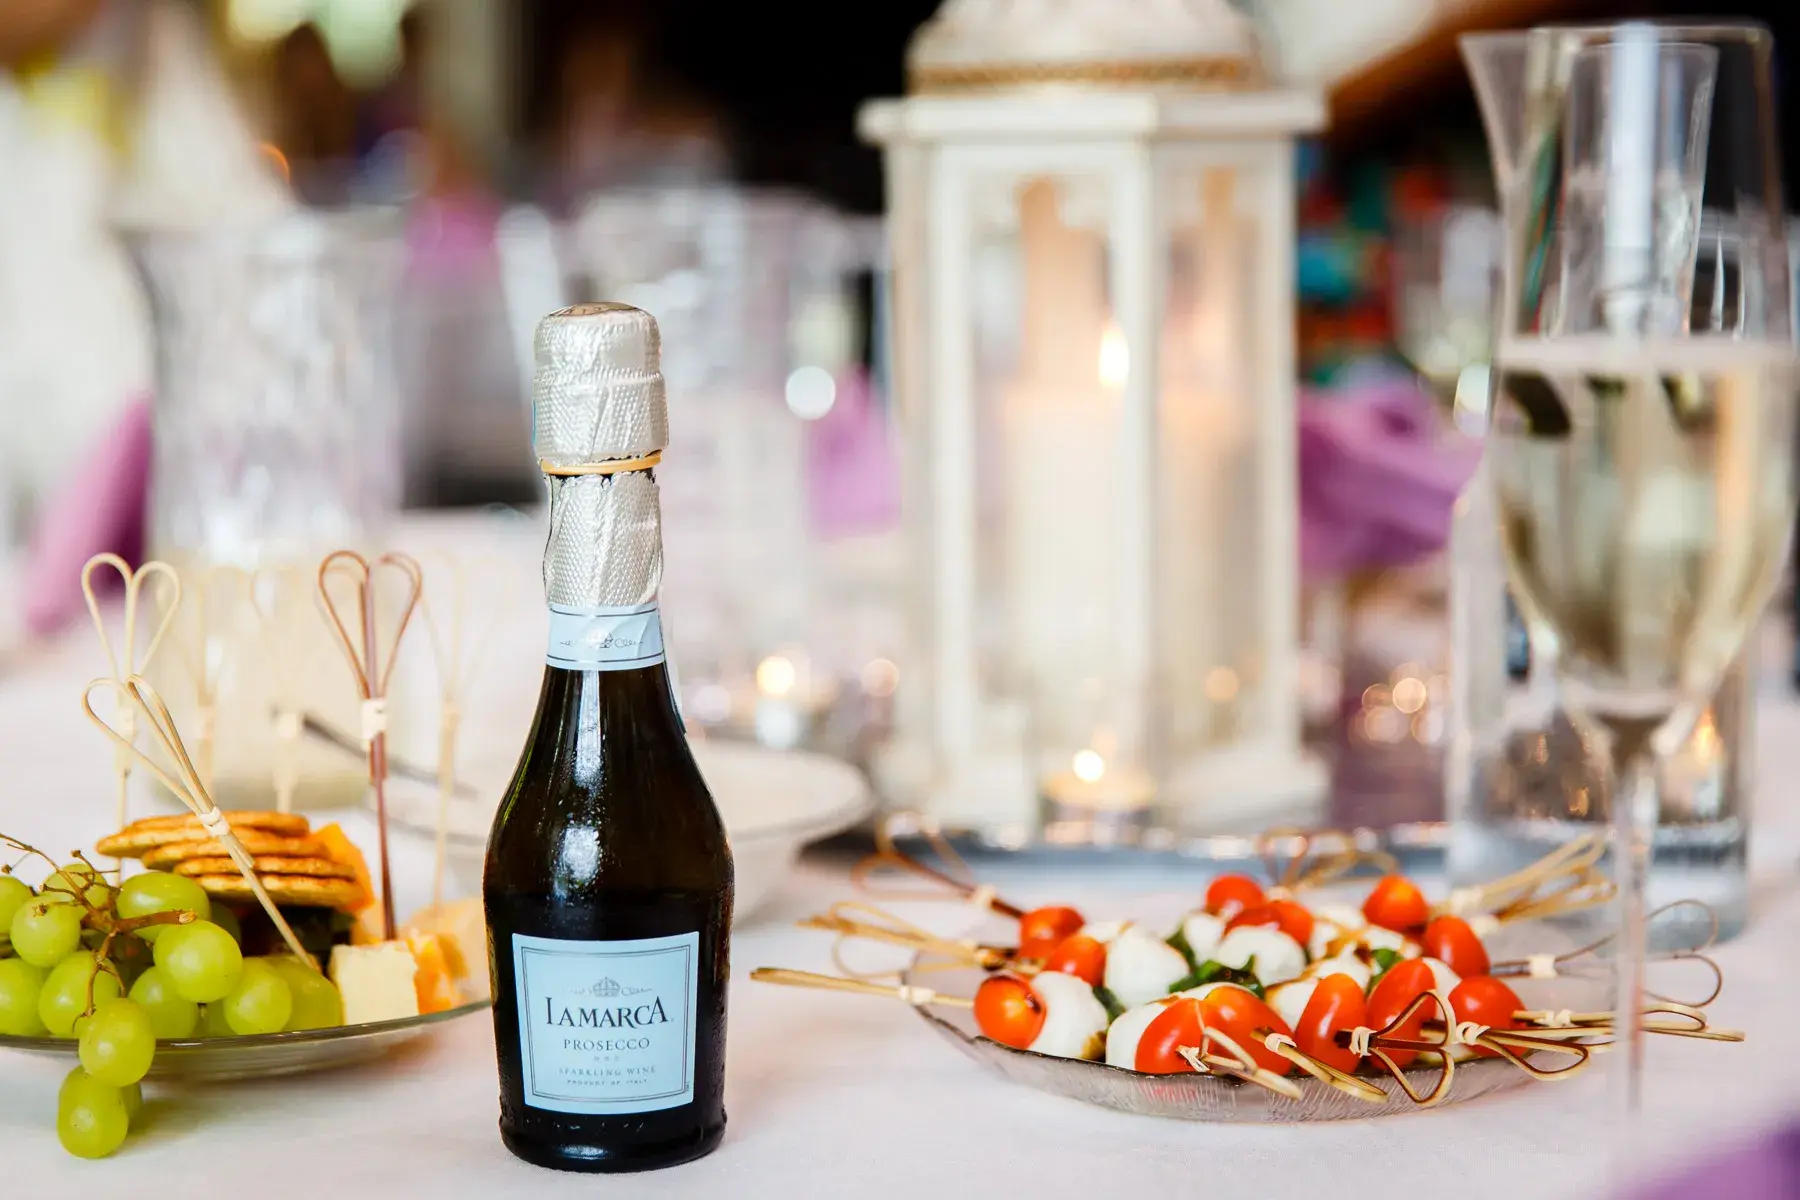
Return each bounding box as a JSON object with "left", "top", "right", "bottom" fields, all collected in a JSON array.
[
  {"left": 1307, "top": 919, "right": 1342, "bottom": 962},
  {"left": 1026, "top": 970, "right": 1109, "bottom": 1060},
  {"left": 1103, "top": 924, "right": 1191, "bottom": 1009},
  {"left": 1266, "top": 977, "right": 1318, "bottom": 1029},
  {"left": 1421, "top": 956, "right": 1461, "bottom": 996},
  {"left": 1314, "top": 903, "right": 1367, "bottom": 932},
  {"left": 1358, "top": 924, "right": 1421, "bottom": 958},
  {"left": 1304, "top": 953, "right": 1373, "bottom": 991},
  {"left": 1103, "top": 998, "right": 1172, "bottom": 1069},
  {"left": 1177, "top": 911, "right": 1226, "bottom": 964},
  {"left": 1080, "top": 919, "right": 1129, "bottom": 945},
  {"left": 1211, "top": 926, "right": 1306, "bottom": 987}
]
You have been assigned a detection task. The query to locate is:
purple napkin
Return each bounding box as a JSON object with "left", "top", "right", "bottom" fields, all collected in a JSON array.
[
  {"left": 21, "top": 397, "right": 151, "bottom": 637},
  {"left": 1631, "top": 1124, "right": 1800, "bottom": 1200},
  {"left": 1298, "top": 379, "right": 1481, "bottom": 581}
]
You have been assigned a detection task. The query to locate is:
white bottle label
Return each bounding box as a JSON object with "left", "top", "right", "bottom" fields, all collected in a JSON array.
[
  {"left": 511, "top": 930, "right": 700, "bottom": 1115},
  {"left": 546, "top": 602, "right": 666, "bottom": 671}
]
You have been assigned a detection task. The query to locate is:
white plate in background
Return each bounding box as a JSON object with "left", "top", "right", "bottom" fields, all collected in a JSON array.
[{"left": 381, "top": 738, "right": 873, "bottom": 926}]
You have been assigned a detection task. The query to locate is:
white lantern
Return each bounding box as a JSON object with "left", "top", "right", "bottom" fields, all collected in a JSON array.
[{"left": 863, "top": 0, "right": 1328, "bottom": 836}]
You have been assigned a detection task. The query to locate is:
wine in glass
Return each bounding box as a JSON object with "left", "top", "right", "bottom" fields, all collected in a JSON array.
[{"left": 1477, "top": 22, "right": 1796, "bottom": 1115}]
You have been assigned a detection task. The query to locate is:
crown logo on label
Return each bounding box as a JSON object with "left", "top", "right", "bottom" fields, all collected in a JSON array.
[{"left": 581, "top": 978, "right": 652, "bottom": 999}]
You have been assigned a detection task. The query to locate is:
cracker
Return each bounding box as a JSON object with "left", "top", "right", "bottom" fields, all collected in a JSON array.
[
  {"left": 189, "top": 873, "right": 363, "bottom": 910},
  {"left": 173, "top": 855, "right": 356, "bottom": 881},
  {"left": 141, "top": 834, "right": 327, "bottom": 869},
  {"left": 97, "top": 812, "right": 311, "bottom": 858}
]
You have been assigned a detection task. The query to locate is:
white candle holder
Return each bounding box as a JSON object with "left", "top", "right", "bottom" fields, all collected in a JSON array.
[{"left": 862, "top": 0, "right": 1328, "bottom": 834}]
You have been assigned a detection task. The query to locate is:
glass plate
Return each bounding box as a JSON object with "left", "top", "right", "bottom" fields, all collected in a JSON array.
[
  {"left": 902, "top": 953, "right": 1601, "bottom": 1123},
  {"left": 0, "top": 1000, "right": 490, "bottom": 1082}
]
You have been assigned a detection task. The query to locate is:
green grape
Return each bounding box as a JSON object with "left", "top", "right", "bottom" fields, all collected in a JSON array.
[
  {"left": 116, "top": 872, "right": 211, "bottom": 942},
  {"left": 0, "top": 874, "right": 31, "bottom": 931},
  {"left": 44, "top": 863, "right": 111, "bottom": 910},
  {"left": 269, "top": 957, "right": 343, "bottom": 1031},
  {"left": 78, "top": 999, "right": 155, "bottom": 1086},
  {"left": 127, "top": 966, "right": 198, "bottom": 1039},
  {"left": 121, "top": 1081, "right": 143, "bottom": 1123},
  {"left": 220, "top": 959, "right": 291, "bottom": 1035},
  {"left": 209, "top": 905, "right": 242, "bottom": 945},
  {"left": 0, "top": 957, "right": 48, "bottom": 1035},
  {"left": 55, "top": 1068, "right": 130, "bottom": 1159},
  {"left": 195, "top": 1000, "right": 234, "bottom": 1037},
  {"left": 39, "top": 951, "right": 123, "bottom": 1038},
  {"left": 152, "top": 920, "right": 242, "bottom": 1003},
  {"left": 10, "top": 900, "right": 83, "bottom": 967}
]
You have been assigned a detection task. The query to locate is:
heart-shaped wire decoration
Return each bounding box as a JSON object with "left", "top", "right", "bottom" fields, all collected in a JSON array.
[
  {"left": 316, "top": 550, "right": 423, "bottom": 941},
  {"left": 81, "top": 554, "right": 182, "bottom": 859}
]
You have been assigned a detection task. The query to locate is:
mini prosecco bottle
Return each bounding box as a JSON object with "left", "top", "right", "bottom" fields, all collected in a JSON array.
[{"left": 485, "top": 303, "right": 732, "bottom": 1172}]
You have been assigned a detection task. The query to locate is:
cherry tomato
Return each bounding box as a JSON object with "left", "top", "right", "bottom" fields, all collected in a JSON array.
[
  {"left": 1362, "top": 875, "right": 1430, "bottom": 933},
  {"left": 1135, "top": 998, "right": 1206, "bottom": 1074},
  {"left": 972, "top": 975, "right": 1045, "bottom": 1049},
  {"left": 1448, "top": 975, "right": 1524, "bottom": 1058},
  {"left": 1041, "top": 934, "right": 1106, "bottom": 987},
  {"left": 1365, "top": 959, "right": 1437, "bottom": 1068},
  {"left": 1294, "top": 973, "right": 1369, "bottom": 1075},
  {"left": 1196, "top": 985, "right": 1295, "bottom": 1076},
  {"left": 1204, "top": 874, "right": 1265, "bottom": 918},
  {"left": 1227, "top": 900, "right": 1315, "bottom": 948},
  {"left": 1420, "top": 915, "right": 1490, "bottom": 978},
  {"left": 1017, "top": 906, "right": 1085, "bottom": 959}
]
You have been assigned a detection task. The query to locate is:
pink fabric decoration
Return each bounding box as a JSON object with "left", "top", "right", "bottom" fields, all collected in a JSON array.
[
  {"left": 20, "top": 396, "right": 152, "bottom": 637},
  {"left": 1298, "top": 379, "right": 1482, "bottom": 581},
  {"left": 805, "top": 367, "right": 901, "bottom": 539}
]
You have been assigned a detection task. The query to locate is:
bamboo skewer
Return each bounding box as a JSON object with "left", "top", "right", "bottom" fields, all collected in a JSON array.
[
  {"left": 247, "top": 566, "right": 307, "bottom": 814},
  {"left": 80, "top": 555, "right": 181, "bottom": 872},
  {"left": 417, "top": 553, "right": 504, "bottom": 911},
  {"left": 316, "top": 551, "right": 423, "bottom": 942},
  {"left": 82, "top": 675, "right": 315, "bottom": 970}
]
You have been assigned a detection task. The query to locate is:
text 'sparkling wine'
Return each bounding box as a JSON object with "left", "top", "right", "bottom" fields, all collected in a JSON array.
[{"left": 485, "top": 303, "right": 733, "bottom": 1172}]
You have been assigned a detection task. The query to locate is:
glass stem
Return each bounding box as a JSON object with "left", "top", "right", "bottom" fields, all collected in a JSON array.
[{"left": 1609, "top": 727, "right": 1660, "bottom": 1117}]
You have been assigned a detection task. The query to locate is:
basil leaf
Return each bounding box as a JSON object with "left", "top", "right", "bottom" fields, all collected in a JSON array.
[
  {"left": 1166, "top": 925, "right": 1199, "bottom": 971},
  {"left": 1093, "top": 984, "right": 1125, "bottom": 1022},
  {"left": 1367, "top": 948, "right": 1402, "bottom": 992}
]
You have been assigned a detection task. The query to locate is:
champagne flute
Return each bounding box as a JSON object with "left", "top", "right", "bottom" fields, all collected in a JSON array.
[{"left": 1488, "top": 23, "right": 1795, "bottom": 1116}]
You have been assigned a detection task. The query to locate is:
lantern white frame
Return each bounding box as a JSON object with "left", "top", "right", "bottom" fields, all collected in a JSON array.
[{"left": 863, "top": 88, "right": 1329, "bottom": 832}]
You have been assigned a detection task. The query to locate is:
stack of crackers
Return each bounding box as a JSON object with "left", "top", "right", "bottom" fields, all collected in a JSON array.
[{"left": 97, "top": 811, "right": 372, "bottom": 912}]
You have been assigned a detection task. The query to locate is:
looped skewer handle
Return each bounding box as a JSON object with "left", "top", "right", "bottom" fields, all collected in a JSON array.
[
  {"left": 799, "top": 901, "right": 1009, "bottom": 979},
  {"left": 80, "top": 555, "right": 182, "bottom": 859},
  {"left": 1257, "top": 827, "right": 1398, "bottom": 897},
  {"left": 1492, "top": 902, "right": 1726, "bottom": 1009},
  {"left": 850, "top": 814, "right": 1025, "bottom": 918},
  {"left": 82, "top": 675, "right": 316, "bottom": 970},
  {"left": 316, "top": 550, "right": 423, "bottom": 941},
  {"left": 1340, "top": 990, "right": 1461, "bottom": 1106},
  {"left": 749, "top": 966, "right": 973, "bottom": 1009}
]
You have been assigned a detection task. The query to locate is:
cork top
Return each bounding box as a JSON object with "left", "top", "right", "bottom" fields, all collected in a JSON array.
[{"left": 532, "top": 303, "right": 670, "bottom": 468}]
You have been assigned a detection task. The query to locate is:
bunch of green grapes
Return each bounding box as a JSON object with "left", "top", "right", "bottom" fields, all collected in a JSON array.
[{"left": 0, "top": 844, "right": 343, "bottom": 1159}]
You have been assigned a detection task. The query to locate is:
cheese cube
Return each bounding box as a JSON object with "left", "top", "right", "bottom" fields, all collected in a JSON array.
[
  {"left": 329, "top": 942, "right": 422, "bottom": 1025},
  {"left": 407, "top": 897, "right": 489, "bottom": 999}
]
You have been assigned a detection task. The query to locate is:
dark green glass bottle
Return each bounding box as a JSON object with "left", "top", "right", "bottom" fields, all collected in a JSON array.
[{"left": 484, "top": 303, "right": 732, "bottom": 1172}]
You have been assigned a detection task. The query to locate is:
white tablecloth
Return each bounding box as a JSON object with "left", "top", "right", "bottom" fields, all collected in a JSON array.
[{"left": 5, "top": 629, "right": 1800, "bottom": 1200}]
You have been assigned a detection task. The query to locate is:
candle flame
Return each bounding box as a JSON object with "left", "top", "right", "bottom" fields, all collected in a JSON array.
[
  {"left": 1071, "top": 749, "right": 1106, "bottom": 783},
  {"left": 1098, "top": 324, "right": 1129, "bottom": 390},
  {"left": 756, "top": 655, "right": 797, "bottom": 698}
]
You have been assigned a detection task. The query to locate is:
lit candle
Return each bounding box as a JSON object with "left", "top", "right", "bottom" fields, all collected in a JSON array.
[
  {"left": 1040, "top": 746, "right": 1157, "bottom": 813},
  {"left": 1001, "top": 181, "right": 1118, "bottom": 736}
]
